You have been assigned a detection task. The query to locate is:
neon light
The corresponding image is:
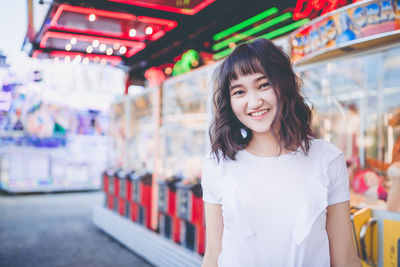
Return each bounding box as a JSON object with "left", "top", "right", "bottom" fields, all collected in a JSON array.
[
  {"left": 293, "top": 0, "right": 314, "bottom": 21},
  {"left": 50, "top": 4, "right": 177, "bottom": 40},
  {"left": 50, "top": 4, "right": 137, "bottom": 26},
  {"left": 32, "top": 50, "right": 122, "bottom": 66},
  {"left": 32, "top": 50, "right": 43, "bottom": 58},
  {"left": 48, "top": 27, "right": 146, "bottom": 42},
  {"left": 259, "top": 18, "right": 309, "bottom": 39},
  {"left": 125, "top": 47, "right": 142, "bottom": 57},
  {"left": 212, "top": 18, "right": 310, "bottom": 61},
  {"left": 213, "top": 7, "right": 278, "bottom": 41},
  {"left": 106, "top": 0, "right": 215, "bottom": 15},
  {"left": 149, "top": 30, "right": 166, "bottom": 41},
  {"left": 40, "top": 31, "right": 146, "bottom": 50},
  {"left": 293, "top": 0, "right": 352, "bottom": 20},
  {"left": 49, "top": 51, "right": 122, "bottom": 65},
  {"left": 213, "top": 48, "right": 234, "bottom": 60},
  {"left": 212, "top": 12, "right": 292, "bottom": 51},
  {"left": 136, "top": 16, "right": 177, "bottom": 30}
]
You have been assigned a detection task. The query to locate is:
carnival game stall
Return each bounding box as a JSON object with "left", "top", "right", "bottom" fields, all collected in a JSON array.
[
  {"left": 291, "top": 1, "right": 400, "bottom": 266},
  {"left": 158, "top": 63, "right": 216, "bottom": 256},
  {"left": 95, "top": 83, "right": 204, "bottom": 266},
  {"left": 0, "top": 90, "right": 110, "bottom": 193},
  {"left": 0, "top": 53, "right": 123, "bottom": 193}
]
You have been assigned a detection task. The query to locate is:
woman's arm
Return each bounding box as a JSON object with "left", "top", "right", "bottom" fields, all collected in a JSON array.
[
  {"left": 326, "top": 201, "right": 362, "bottom": 267},
  {"left": 202, "top": 202, "right": 223, "bottom": 267}
]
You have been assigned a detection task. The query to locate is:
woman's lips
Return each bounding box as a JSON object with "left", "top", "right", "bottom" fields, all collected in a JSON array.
[{"left": 249, "top": 109, "right": 270, "bottom": 118}]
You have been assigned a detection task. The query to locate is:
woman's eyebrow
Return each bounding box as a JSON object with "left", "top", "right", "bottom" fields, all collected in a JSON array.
[
  {"left": 230, "top": 84, "right": 242, "bottom": 91},
  {"left": 254, "top": 76, "right": 268, "bottom": 82}
]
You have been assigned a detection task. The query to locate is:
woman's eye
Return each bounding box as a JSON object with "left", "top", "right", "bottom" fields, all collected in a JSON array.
[
  {"left": 233, "top": 90, "right": 245, "bottom": 96},
  {"left": 260, "top": 83, "right": 270, "bottom": 89}
]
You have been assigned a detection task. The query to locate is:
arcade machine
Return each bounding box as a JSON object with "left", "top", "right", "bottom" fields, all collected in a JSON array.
[
  {"left": 176, "top": 180, "right": 205, "bottom": 254},
  {"left": 102, "top": 86, "right": 160, "bottom": 232},
  {"left": 158, "top": 176, "right": 182, "bottom": 242},
  {"left": 125, "top": 87, "right": 161, "bottom": 230},
  {"left": 159, "top": 63, "right": 216, "bottom": 253}
]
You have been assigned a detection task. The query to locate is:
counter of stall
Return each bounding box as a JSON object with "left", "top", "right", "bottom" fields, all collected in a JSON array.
[{"left": 0, "top": 133, "right": 109, "bottom": 193}]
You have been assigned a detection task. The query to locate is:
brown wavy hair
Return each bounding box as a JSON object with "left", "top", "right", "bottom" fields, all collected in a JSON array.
[{"left": 209, "top": 38, "right": 312, "bottom": 161}]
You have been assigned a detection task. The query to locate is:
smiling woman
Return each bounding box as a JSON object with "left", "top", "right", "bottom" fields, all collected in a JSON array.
[
  {"left": 209, "top": 38, "right": 312, "bottom": 160},
  {"left": 229, "top": 73, "right": 277, "bottom": 140},
  {"left": 201, "top": 38, "right": 362, "bottom": 267}
]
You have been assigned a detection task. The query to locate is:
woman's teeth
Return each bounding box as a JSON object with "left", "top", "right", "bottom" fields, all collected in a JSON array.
[{"left": 250, "top": 109, "right": 269, "bottom": 116}]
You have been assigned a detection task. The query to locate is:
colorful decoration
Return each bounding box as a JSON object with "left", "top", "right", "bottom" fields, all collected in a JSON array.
[
  {"left": 145, "top": 67, "right": 166, "bottom": 86},
  {"left": 293, "top": 0, "right": 355, "bottom": 20},
  {"left": 291, "top": 0, "right": 400, "bottom": 63},
  {"left": 172, "top": 49, "right": 199, "bottom": 76}
]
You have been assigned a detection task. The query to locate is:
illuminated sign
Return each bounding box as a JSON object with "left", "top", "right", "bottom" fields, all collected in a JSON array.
[
  {"left": 172, "top": 49, "right": 199, "bottom": 76},
  {"left": 293, "top": 0, "right": 356, "bottom": 20},
  {"left": 290, "top": 0, "right": 400, "bottom": 64},
  {"left": 50, "top": 4, "right": 177, "bottom": 42}
]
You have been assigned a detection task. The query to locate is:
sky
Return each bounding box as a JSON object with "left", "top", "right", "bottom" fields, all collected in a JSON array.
[
  {"left": 0, "top": 1, "right": 27, "bottom": 62},
  {"left": 0, "top": 0, "right": 50, "bottom": 64}
]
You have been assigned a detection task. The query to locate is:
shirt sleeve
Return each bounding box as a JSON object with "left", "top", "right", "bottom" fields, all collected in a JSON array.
[
  {"left": 201, "top": 155, "right": 222, "bottom": 204},
  {"left": 326, "top": 151, "right": 350, "bottom": 206}
]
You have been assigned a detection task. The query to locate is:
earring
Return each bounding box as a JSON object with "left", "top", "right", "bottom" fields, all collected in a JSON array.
[{"left": 240, "top": 128, "right": 248, "bottom": 139}]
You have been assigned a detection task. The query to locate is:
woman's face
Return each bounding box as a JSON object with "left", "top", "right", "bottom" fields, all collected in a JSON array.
[{"left": 230, "top": 72, "right": 278, "bottom": 135}]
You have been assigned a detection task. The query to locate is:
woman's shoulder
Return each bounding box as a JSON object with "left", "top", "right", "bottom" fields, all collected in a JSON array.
[
  {"left": 309, "top": 138, "right": 344, "bottom": 161},
  {"left": 201, "top": 151, "right": 228, "bottom": 199},
  {"left": 203, "top": 150, "right": 231, "bottom": 169}
]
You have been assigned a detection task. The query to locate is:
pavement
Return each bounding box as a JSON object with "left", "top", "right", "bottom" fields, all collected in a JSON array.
[{"left": 0, "top": 191, "right": 153, "bottom": 267}]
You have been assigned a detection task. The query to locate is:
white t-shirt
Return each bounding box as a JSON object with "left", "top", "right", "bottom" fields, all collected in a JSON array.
[{"left": 201, "top": 139, "right": 350, "bottom": 267}]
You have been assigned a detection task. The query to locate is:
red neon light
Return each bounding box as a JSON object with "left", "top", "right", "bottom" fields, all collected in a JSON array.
[
  {"left": 51, "top": 4, "right": 177, "bottom": 30},
  {"left": 293, "top": 0, "right": 353, "bottom": 20},
  {"left": 40, "top": 31, "right": 146, "bottom": 50},
  {"left": 47, "top": 27, "right": 148, "bottom": 42},
  {"left": 32, "top": 50, "right": 122, "bottom": 66},
  {"left": 149, "top": 30, "right": 165, "bottom": 41},
  {"left": 125, "top": 47, "right": 141, "bottom": 57},
  {"left": 32, "top": 50, "right": 43, "bottom": 58},
  {"left": 191, "top": 0, "right": 217, "bottom": 15},
  {"left": 50, "top": 4, "right": 137, "bottom": 26},
  {"left": 106, "top": 0, "right": 215, "bottom": 15},
  {"left": 50, "top": 51, "right": 121, "bottom": 61},
  {"left": 50, "top": 51, "right": 122, "bottom": 65},
  {"left": 136, "top": 16, "right": 177, "bottom": 30}
]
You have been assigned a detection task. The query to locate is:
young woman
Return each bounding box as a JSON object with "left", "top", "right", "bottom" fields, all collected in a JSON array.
[{"left": 201, "top": 39, "right": 361, "bottom": 267}]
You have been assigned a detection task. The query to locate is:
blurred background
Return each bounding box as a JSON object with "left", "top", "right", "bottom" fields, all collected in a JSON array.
[{"left": 0, "top": 0, "right": 400, "bottom": 266}]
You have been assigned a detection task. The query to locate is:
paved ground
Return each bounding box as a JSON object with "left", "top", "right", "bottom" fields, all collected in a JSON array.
[{"left": 0, "top": 191, "right": 153, "bottom": 267}]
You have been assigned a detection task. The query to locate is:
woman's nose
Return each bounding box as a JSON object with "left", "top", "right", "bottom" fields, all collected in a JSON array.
[{"left": 248, "top": 92, "right": 262, "bottom": 108}]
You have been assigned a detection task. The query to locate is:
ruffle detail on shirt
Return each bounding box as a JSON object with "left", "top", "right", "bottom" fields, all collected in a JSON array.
[{"left": 292, "top": 176, "right": 328, "bottom": 245}]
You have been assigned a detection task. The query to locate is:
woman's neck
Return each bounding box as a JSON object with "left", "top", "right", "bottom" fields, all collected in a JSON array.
[{"left": 246, "top": 131, "right": 285, "bottom": 157}]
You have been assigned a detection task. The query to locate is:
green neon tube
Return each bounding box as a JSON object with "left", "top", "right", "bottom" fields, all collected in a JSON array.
[
  {"left": 212, "top": 18, "right": 310, "bottom": 60},
  {"left": 212, "top": 12, "right": 292, "bottom": 51},
  {"left": 213, "top": 7, "right": 278, "bottom": 41},
  {"left": 212, "top": 47, "right": 234, "bottom": 60},
  {"left": 259, "top": 18, "right": 309, "bottom": 39}
]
